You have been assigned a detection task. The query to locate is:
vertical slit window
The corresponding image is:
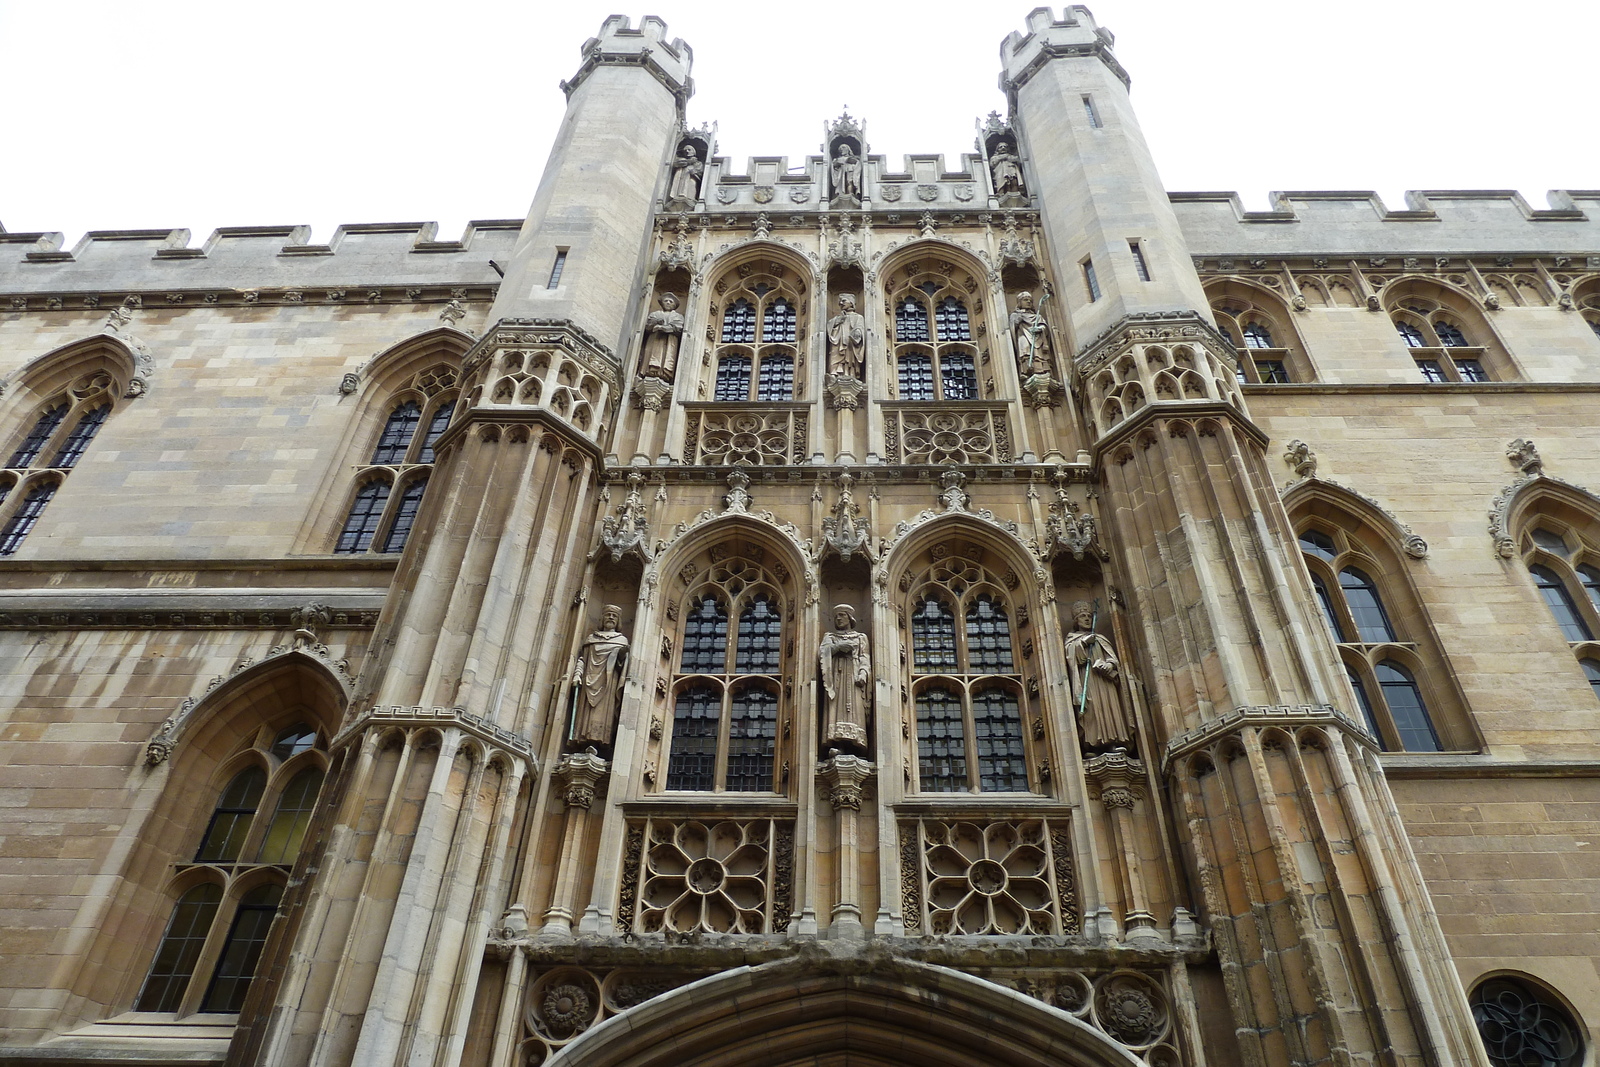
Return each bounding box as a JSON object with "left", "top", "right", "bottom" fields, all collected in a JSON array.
[
  {"left": 335, "top": 481, "right": 391, "bottom": 554},
  {"left": 1531, "top": 565, "right": 1592, "bottom": 641},
  {"left": 934, "top": 297, "right": 971, "bottom": 341},
  {"left": 371, "top": 402, "right": 422, "bottom": 463},
  {"left": 195, "top": 768, "right": 266, "bottom": 863},
  {"left": 1082, "top": 94, "right": 1102, "bottom": 128},
  {"left": 940, "top": 351, "right": 977, "bottom": 400},
  {"left": 1345, "top": 664, "right": 1385, "bottom": 747},
  {"left": 972, "top": 687, "right": 1027, "bottom": 791},
  {"left": 679, "top": 596, "right": 728, "bottom": 672},
  {"left": 255, "top": 767, "right": 324, "bottom": 866},
  {"left": 964, "top": 595, "right": 1014, "bottom": 671},
  {"left": 916, "top": 687, "right": 967, "bottom": 792},
  {"left": 895, "top": 298, "right": 930, "bottom": 343},
  {"left": 756, "top": 355, "right": 794, "bottom": 401},
  {"left": 721, "top": 300, "right": 756, "bottom": 344},
  {"left": 1311, "top": 573, "right": 1346, "bottom": 641},
  {"left": 199, "top": 882, "right": 283, "bottom": 1014},
  {"left": 734, "top": 594, "right": 781, "bottom": 673},
  {"left": 416, "top": 401, "right": 454, "bottom": 464},
  {"left": 1129, "top": 241, "right": 1151, "bottom": 281},
  {"left": 7, "top": 405, "right": 67, "bottom": 468},
  {"left": 1083, "top": 259, "right": 1101, "bottom": 302},
  {"left": 1340, "top": 568, "right": 1396, "bottom": 643},
  {"left": 714, "top": 356, "right": 752, "bottom": 401},
  {"left": 380, "top": 477, "right": 428, "bottom": 554},
  {"left": 546, "top": 250, "right": 567, "bottom": 288},
  {"left": 133, "top": 884, "right": 223, "bottom": 1012},
  {"left": 724, "top": 684, "right": 777, "bottom": 792},
  {"left": 47, "top": 404, "right": 109, "bottom": 468},
  {"left": 1376, "top": 661, "right": 1441, "bottom": 752},
  {"left": 666, "top": 684, "right": 720, "bottom": 791},
  {"left": 911, "top": 596, "right": 958, "bottom": 672},
  {"left": 760, "top": 299, "right": 796, "bottom": 343},
  {"left": 0, "top": 481, "right": 58, "bottom": 555},
  {"left": 897, "top": 354, "right": 935, "bottom": 401}
]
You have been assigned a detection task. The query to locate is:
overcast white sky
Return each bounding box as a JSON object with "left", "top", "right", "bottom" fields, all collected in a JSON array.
[{"left": 1, "top": 1, "right": 1593, "bottom": 247}]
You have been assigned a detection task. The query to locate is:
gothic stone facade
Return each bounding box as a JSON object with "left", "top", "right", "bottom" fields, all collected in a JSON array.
[{"left": 2, "top": 9, "right": 1599, "bottom": 1067}]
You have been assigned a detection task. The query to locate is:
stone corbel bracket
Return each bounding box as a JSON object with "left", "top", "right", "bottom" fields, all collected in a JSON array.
[
  {"left": 1162, "top": 703, "right": 1376, "bottom": 776},
  {"left": 330, "top": 704, "right": 539, "bottom": 772}
]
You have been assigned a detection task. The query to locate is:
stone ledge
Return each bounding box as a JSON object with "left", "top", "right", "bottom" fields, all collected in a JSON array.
[{"left": 1378, "top": 755, "right": 1600, "bottom": 780}]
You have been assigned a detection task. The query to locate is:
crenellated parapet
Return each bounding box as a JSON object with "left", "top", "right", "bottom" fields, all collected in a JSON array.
[
  {"left": 998, "top": 6, "right": 1128, "bottom": 98},
  {"left": 562, "top": 15, "right": 694, "bottom": 106}
]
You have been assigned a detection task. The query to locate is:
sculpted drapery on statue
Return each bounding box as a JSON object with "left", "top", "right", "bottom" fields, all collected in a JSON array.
[
  {"left": 1008, "top": 291, "right": 1053, "bottom": 377},
  {"left": 640, "top": 293, "right": 685, "bottom": 381},
  {"left": 830, "top": 144, "right": 862, "bottom": 202},
  {"left": 826, "top": 294, "right": 866, "bottom": 379},
  {"left": 667, "top": 143, "right": 704, "bottom": 205},
  {"left": 989, "top": 140, "right": 1025, "bottom": 197},
  {"left": 819, "top": 604, "right": 871, "bottom": 751},
  {"left": 570, "top": 604, "right": 629, "bottom": 749},
  {"left": 1064, "top": 600, "right": 1133, "bottom": 750}
]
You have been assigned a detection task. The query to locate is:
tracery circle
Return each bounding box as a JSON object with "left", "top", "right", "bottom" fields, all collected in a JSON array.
[
  {"left": 1093, "top": 973, "right": 1167, "bottom": 1048},
  {"left": 687, "top": 857, "right": 726, "bottom": 894},
  {"left": 1471, "top": 977, "right": 1582, "bottom": 1067},
  {"left": 968, "top": 858, "right": 1007, "bottom": 895}
]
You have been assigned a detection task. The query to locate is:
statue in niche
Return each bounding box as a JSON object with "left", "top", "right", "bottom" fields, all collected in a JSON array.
[
  {"left": 667, "top": 143, "right": 704, "bottom": 205},
  {"left": 819, "top": 604, "right": 871, "bottom": 751},
  {"left": 569, "top": 604, "right": 629, "bottom": 749},
  {"left": 826, "top": 294, "right": 866, "bottom": 379},
  {"left": 1064, "top": 600, "right": 1134, "bottom": 751},
  {"left": 990, "top": 140, "right": 1025, "bottom": 198},
  {"left": 830, "top": 144, "right": 862, "bottom": 203},
  {"left": 1008, "top": 291, "right": 1053, "bottom": 377},
  {"left": 640, "top": 292, "right": 685, "bottom": 381}
]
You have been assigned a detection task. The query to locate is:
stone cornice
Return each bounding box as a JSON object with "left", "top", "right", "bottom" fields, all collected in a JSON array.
[
  {"left": 1001, "top": 39, "right": 1131, "bottom": 97},
  {"left": 1073, "top": 310, "right": 1234, "bottom": 370},
  {"left": 1162, "top": 703, "right": 1377, "bottom": 774},
  {"left": 333, "top": 704, "right": 539, "bottom": 769},
  {"left": 1, "top": 285, "right": 497, "bottom": 310},
  {"left": 600, "top": 463, "right": 1096, "bottom": 487},
  {"left": 0, "top": 602, "right": 380, "bottom": 631}
]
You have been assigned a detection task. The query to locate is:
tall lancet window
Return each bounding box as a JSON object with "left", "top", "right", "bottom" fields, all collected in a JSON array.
[
  {"left": 888, "top": 266, "right": 986, "bottom": 402},
  {"left": 707, "top": 269, "right": 805, "bottom": 403},
  {"left": 335, "top": 364, "right": 458, "bottom": 554},
  {"left": 0, "top": 368, "right": 123, "bottom": 555}
]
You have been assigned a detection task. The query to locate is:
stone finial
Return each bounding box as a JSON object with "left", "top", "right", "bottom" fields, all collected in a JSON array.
[
  {"left": 554, "top": 748, "right": 610, "bottom": 810},
  {"left": 821, "top": 472, "right": 869, "bottom": 561},
  {"left": 1283, "top": 439, "right": 1317, "bottom": 479},
  {"left": 816, "top": 751, "right": 876, "bottom": 811},
  {"left": 599, "top": 472, "right": 652, "bottom": 562},
  {"left": 723, "top": 466, "right": 752, "bottom": 514},
  {"left": 1506, "top": 438, "right": 1542, "bottom": 477},
  {"left": 938, "top": 467, "right": 969, "bottom": 513}
]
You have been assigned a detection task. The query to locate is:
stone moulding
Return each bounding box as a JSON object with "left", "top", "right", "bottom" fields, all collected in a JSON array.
[
  {"left": 1161, "top": 703, "right": 1375, "bottom": 773},
  {"left": 1487, "top": 472, "right": 1599, "bottom": 559},
  {"left": 1073, "top": 310, "right": 1237, "bottom": 374},
  {"left": 464, "top": 318, "right": 618, "bottom": 379},
  {"left": 330, "top": 704, "right": 539, "bottom": 768},
  {"left": 1279, "top": 469, "right": 1429, "bottom": 560}
]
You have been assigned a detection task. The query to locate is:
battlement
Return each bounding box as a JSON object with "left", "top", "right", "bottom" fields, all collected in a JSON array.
[
  {"left": 564, "top": 14, "right": 693, "bottom": 102},
  {"left": 702, "top": 152, "right": 990, "bottom": 210},
  {"left": 999, "top": 6, "right": 1126, "bottom": 94},
  {"left": 0, "top": 220, "right": 520, "bottom": 295},
  {"left": 1171, "top": 189, "right": 1600, "bottom": 257}
]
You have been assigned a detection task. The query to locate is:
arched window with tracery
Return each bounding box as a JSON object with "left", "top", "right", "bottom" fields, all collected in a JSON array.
[
  {"left": 664, "top": 551, "right": 789, "bottom": 793},
  {"left": 1518, "top": 514, "right": 1600, "bottom": 701},
  {"left": 905, "top": 547, "right": 1032, "bottom": 793},
  {"left": 334, "top": 362, "right": 457, "bottom": 554},
  {"left": 1207, "top": 281, "right": 1311, "bottom": 384},
  {"left": 134, "top": 722, "right": 328, "bottom": 1016},
  {"left": 1385, "top": 280, "right": 1513, "bottom": 383},
  {"left": 888, "top": 266, "right": 985, "bottom": 401},
  {"left": 0, "top": 367, "right": 122, "bottom": 555},
  {"left": 706, "top": 269, "right": 804, "bottom": 403},
  {"left": 1470, "top": 974, "right": 1584, "bottom": 1067},
  {"left": 1292, "top": 507, "right": 1470, "bottom": 751}
]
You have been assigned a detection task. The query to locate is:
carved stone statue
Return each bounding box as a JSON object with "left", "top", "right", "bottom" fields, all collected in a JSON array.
[
  {"left": 667, "top": 143, "right": 704, "bottom": 205},
  {"left": 830, "top": 144, "right": 862, "bottom": 202},
  {"left": 570, "top": 604, "right": 629, "bottom": 749},
  {"left": 640, "top": 293, "right": 685, "bottom": 381},
  {"left": 1008, "top": 291, "right": 1052, "bottom": 377},
  {"left": 826, "top": 294, "right": 866, "bottom": 379},
  {"left": 990, "top": 141, "right": 1025, "bottom": 198},
  {"left": 819, "top": 604, "right": 871, "bottom": 751},
  {"left": 1064, "top": 600, "right": 1133, "bottom": 750}
]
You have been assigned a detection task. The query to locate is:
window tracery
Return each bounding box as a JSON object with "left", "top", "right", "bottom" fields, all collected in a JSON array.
[
  {"left": 1470, "top": 974, "right": 1583, "bottom": 1067},
  {"left": 334, "top": 364, "right": 457, "bottom": 554},
  {"left": 904, "top": 548, "right": 1032, "bottom": 793},
  {"left": 664, "top": 552, "right": 788, "bottom": 793},
  {"left": 1208, "top": 282, "right": 1309, "bottom": 384},
  {"left": 135, "top": 722, "right": 328, "bottom": 1016},
  {"left": 0, "top": 369, "right": 120, "bottom": 555},
  {"left": 1518, "top": 517, "right": 1600, "bottom": 698},
  {"left": 1384, "top": 281, "right": 1510, "bottom": 383},
  {"left": 888, "top": 270, "right": 985, "bottom": 401},
  {"left": 707, "top": 270, "right": 804, "bottom": 403}
]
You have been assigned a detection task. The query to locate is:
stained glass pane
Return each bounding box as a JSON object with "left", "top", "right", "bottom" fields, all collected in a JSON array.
[
  {"left": 335, "top": 481, "right": 390, "bottom": 554},
  {"left": 1375, "top": 661, "right": 1442, "bottom": 752},
  {"left": 714, "top": 356, "right": 752, "bottom": 401},
  {"left": 195, "top": 768, "right": 267, "bottom": 863},
  {"left": 940, "top": 351, "right": 977, "bottom": 400},
  {"left": 134, "top": 884, "right": 222, "bottom": 1012},
  {"left": 734, "top": 594, "right": 781, "bottom": 674},
  {"left": 200, "top": 882, "right": 283, "bottom": 1013},
  {"left": 973, "top": 687, "right": 1028, "bottom": 791},
  {"left": 898, "top": 354, "right": 934, "bottom": 401},
  {"left": 680, "top": 596, "right": 729, "bottom": 673},
  {"left": 372, "top": 401, "right": 422, "bottom": 464},
  {"left": 725, "top": 684, "right": 777, "bottom": 792},
  {"left": 916, "top": 687, "right": 967, "bottom": 792},
  {"left": 964, "top": 595, "right": 1014, "bottom": 672},
  {"left": 911, "top": 596, "right": 957, "bottom": 673},
  {"left": 666, "top": 684, "right": 720, "bottom": 791},
  {"left": 721, "top": 300, "right": 756, "bottom": 344},
  {"left": 1339, "top": 568, "right": 1396, "bottom": 643}
]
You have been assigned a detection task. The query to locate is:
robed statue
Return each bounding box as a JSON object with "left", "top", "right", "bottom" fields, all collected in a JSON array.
[
  {"left": 990, "top": 140, "right": 1024, "bottom": 197},
  {"left": 830, "top": 144, "right": 862, "bottom": 202},
  {"left": 1008, "top": 291, "right": 1053, "bottom": 377},
  {"left": 640, "top": 293, "right": 685, "bottom": 381},
  {"left": 819, "top": 604, "right": 871, "bottom": 751},
  {"left": 826, "top": 294, "right": 866, "bottom": 379},
  {"left": 1064, "top": 600, "right": 1133, "bottom": 750},
  {"left": 667, "top": 143, "right": 704, "bottom": 205},
  {"left": 570, "top": 604, "right": 629, "bottom": 749}
]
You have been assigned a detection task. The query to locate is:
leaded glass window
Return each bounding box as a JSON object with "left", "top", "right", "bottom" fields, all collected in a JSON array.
[
  {"left": 725, "top": 684, "right": 778, "bottom": 791},
  {"left": 1340, "top": 567, "right": 1396, "bottom": 642},
  {"left": 1242, "top": 322, "right": 1274, "bottom": 348},
  {"left": 195, "top": 768, "right": 267, "bottom": 863},
  {"left": 721, "top": 300, "right": 757, "bottom": 344},
  {"left": 1397, "top": 322, "right": 1427, "bottom": 348},
  {"left": 417, "top": 401, "right": 454, "bottom": 464},
  {"left": 1532, "top": 564, "right": 1593, "bottom": 641},
  {"left": 134, "top": 885, "right": 223, "bottom": 1012},
  {"left": 911, "top": 596, "right": 958, "bottom": 672},
  {"left": 200, "top": 883, "right": 284, "bottom": 1013},
  {"left": 381, "top": 477, "right": 428, "bottom": 554},
  {"left": 47, "top": 404, "right": 108, "bottom": 469},
  {"left": 372, "top": 401, "right": 422, "bottom": 463},
  {"left": 666, "top": 684, "right": 720, "bottom": 791},
  {"left": 898, "top": 353, "right": 935, "bottom": 401},
  {"left": 714, "top": 356, "right": 753, "bottom": 401},
  {"left": 7, "top": 405, "right": 67, "bottom": 468},
  {"left": 1375, "top": 661, "right": 1441, "bottom": 752},
  {"left": 939, "top": 351, "right": 977, "bottom": 400},
  {"left": 935, "top": 297, "right": 971, "bottom": 341},
  {"left": 336, "top": 480, "right": 391, "bottom": 554},
  {"left": 761, "top": 298, "right": 796, "bottom": 343},
  {"left": 256, "top": 767, "right": 324, "bottom": 865},
  {"left": 896, "top": 298, "right": 930, "bottom": 343},
  {"left": 916, "top": 687, "right": 966, "bottom": 792},
  {"left": 680, "top": 596, "right": 728, "bottom": 672},
  {"left": 1434, "top": 321, "right": 1468, "bottom": 347},
  {"left": 756, "top": 354, "right": 794, "bottom": 401},
  {"left": 1471, "top": 976, "right": 1582, "bottom": 1067},
  {"left": 973, "top": 687, "right": 1027, "bottom": 791},
  {"left": 0, "top": 481, "right": 58, "bottom": 555}
]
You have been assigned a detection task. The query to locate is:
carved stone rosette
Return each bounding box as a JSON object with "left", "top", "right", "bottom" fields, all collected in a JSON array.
[{"left": 618, "top": 817, "right": 794, "bottom": 934}]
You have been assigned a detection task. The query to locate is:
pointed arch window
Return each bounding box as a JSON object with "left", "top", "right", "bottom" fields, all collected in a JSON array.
[
  {"left": 136, "top": 723, "right": 328, "bottom": 1016},
  {"left": 935, "top": 297, "right": 971, "bottom": 341},
  {"left": 1242, "top": 323, "right": 1275, "bottom": 348},
  {"left": 908, "top": 552, "right": 1033, "bottom": 793},
  {"left": 1518, "top": 522, "right": 1600, "bottom": 696},
  {"left": 1375, "top": 661, "right": 1441, "bottom": 752},
  {"left": 714, "top": 355, "right": 753, "bottom": 401},
  {"left": 720, "top": 299, "right": 757, "bottom": 344},
  {"left": 897, "top": 353, "right": 935, "bottom": 402},
  {"left": 1209, "top": 291, "right": 1307, "bottom": 383},
  {"left": 1339, "top": 568, "right": 1396, "bottom": 643},
  {"left": 664, "top": 554, "right": 789, "bottom": 793},
  {"left": 896, "top": 298, "right": 930, "bottom": 343},
  {"left": 335, "top": 364, "right": 457, "bottom": 554},
  {"left": 706, "top": 273, "right": 806, "bottom": 403},
  {"left": 755, "top": 354, "right": 794, "bottom": 402},
  {"left": 0, "top": 369, "right": 123, "bottom": 554},
  {"left": 7, "top": 405, "right": 67, "bottom": 468},
  {"left": 891, "top": 271, "right": 989, "bottom": 401},
  {"left": 0, "top": 481, "right": 58, "bottom": 556},
  {"left": 1531, "top": 564, "right": 1592, "bottom": 641},
  {"left": 1388, "top": 289, "right": 1508, "bottom": 382}
]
